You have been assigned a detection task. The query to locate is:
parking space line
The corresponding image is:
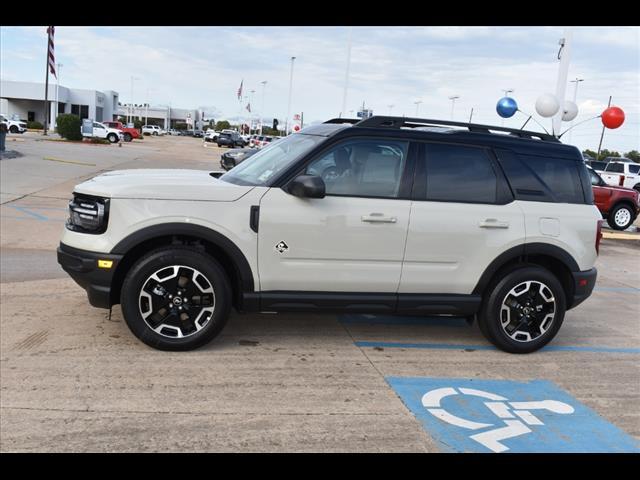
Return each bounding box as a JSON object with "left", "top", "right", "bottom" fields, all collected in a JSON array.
[
  {"left": 355, "top": 341, "right": 640, "bottom": 354},
  {"left": 594, "top": 286, "right": 639, "bottom": 293},
  {"left": 6, "top": 205, "right": 50, "bottom": 221},
  {"left": 42, "top": 156, "right": 96, "bottom": 166}
]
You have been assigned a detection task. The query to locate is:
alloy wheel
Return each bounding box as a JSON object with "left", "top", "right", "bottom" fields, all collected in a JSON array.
[{"left": 500, "top": 280, "right": 556, "bottom": 343}]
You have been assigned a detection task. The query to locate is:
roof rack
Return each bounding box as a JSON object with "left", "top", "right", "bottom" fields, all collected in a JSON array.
[
  {"left": 350, "top": 116, "right": 559, "bottom": 142},
  {"left": 323, "top": 118, "right": 360, "bottom": 125}
]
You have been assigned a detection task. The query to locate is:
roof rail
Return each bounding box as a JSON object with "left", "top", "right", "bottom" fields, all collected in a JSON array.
[
  {"left": 323, "top": 118, "right": 360, "bottom": 125},
  {"left": 354, "top": 116, "right": 559, "bottom": 142}
]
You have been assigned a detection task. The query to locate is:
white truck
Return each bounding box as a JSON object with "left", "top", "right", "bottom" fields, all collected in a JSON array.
[
  {"left": 81, "top": 120, "right": 123, "bottom": 143},
  {"left": 0, "top": 114, "right": 27, "bottom": 134},
  {"left": 599, "top": 160, "right": 640, "bottom": 193}
]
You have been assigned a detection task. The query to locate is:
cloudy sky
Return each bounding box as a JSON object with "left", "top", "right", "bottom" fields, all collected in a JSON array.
[{"left": 1, "top": 26, "right": 638, "bottom": 153}]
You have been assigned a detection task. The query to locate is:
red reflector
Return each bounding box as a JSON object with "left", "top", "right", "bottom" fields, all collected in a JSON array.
[
  {"left": 579, "top": 279, "right": 588, "bottom": 287},
  {"left": 619, "top": 175, "right": 625, "bottom": 186},
  {"left": 595, "top": 219, "right": 604, "bottom": 255}
]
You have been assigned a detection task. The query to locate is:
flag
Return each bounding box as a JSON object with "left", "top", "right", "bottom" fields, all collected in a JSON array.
[
  {"left": 246, "top": 103, "right": 251, "bottom": 113},
  {"left": 237, "top": 80, "right": 243, "bottom": 100},
  {"left": 47, "top": 26, "right": 56, "bottom": 77}
]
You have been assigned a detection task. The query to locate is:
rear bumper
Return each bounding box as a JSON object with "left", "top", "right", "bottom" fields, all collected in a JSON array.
[
  {"left": 569, "top": 267, "right": 597, "bottom": 309},
  {"left": 57, "top": 243, "right": 122, "bottom": 309}
]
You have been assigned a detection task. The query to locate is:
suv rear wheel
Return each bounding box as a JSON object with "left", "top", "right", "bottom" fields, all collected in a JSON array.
[
  {"left": 478, "top": 266, "right": 566, "bottom": 353},
  {"left": 121, "top": 246, "right": 232, "bottom": 351},
  {"left": 608, "top": 203, "right": 635, "bottom": 230}
]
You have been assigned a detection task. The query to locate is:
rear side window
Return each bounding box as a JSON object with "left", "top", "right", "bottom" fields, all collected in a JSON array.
[
  {"left": 424, "top": 144, "right": 497, "bottom": 204},
  {"left": 518, "top": 154, "right": 584, "bottom": 204},
  {"left": 606, "top": 163, "right": 624, "bottom": 173},
  {"left": 628, "top": 164, "right": 640, "bottom": 174}
]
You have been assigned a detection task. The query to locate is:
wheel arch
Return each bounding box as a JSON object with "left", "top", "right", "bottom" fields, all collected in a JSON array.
[
  {"left": 473, "top": 243, "right": 579, "bottom": 308},
  {"left": 109, "top": 223, "right": 255, "bottom": 309}
]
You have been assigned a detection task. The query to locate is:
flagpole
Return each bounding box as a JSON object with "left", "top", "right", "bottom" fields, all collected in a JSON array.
[{"left": 43, "top": 28, "right": 51, "bottom": 136}]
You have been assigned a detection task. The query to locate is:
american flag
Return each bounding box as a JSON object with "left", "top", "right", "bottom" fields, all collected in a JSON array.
[
  {"left": 237, "top": 80, "right": 243, "bottom": 100},
  {"left": 47, "top": 26, "right": 56, "bottom": 77}
]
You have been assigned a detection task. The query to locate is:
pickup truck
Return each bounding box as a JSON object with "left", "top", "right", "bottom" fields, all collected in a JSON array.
[
  {"left": 599, "top": 161, "right": 640, "bottom": 192},
  {"left": 588, "top": 166, "right": 640, "bottom": 230},
  {"left": 102, "top": 121, "right": 140, "bottom": 142},
  {"left": 81, "top": 121, "right": 123, "bottom": 143}
]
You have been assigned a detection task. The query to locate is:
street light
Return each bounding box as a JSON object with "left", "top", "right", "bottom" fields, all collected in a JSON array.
[
  {"left": 286, "top": 56, "right": 296, "bottom": 135},
  {"left": 448, "top": 95, "right": 460, "bottom": 120},
  {"left": 568, "top": 77, "right": 584, "bottom": 143},
  {"left": 414, "top": 100, "right": 422, "bottom": 116},
  {"left": 260, "top": 80, "right": 267, "bottom": 135},
  {"left": 129, "top": 76, "right": 139, "bottom": 124},
  {"left": 55, "top": 63, "right": 63, "bottom": 128}
]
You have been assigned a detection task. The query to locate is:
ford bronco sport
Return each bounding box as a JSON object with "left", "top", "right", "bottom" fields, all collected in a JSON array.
[{"left": 57, "top": 116, "right": 601, "bottom": 353}]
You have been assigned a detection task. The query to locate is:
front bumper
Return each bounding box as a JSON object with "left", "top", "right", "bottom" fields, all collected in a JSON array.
[
  {"left": 57, "top": 243, "right": 123, "bottom": 309},
  {"left": 569, "top": 267, "right": 597, "bottom": 309}
]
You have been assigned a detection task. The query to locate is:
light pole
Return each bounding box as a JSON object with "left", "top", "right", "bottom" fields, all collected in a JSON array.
[
  {"left": 145, "top": 88, "right": 153, "bottom": 125},
  {"left": 501, "top": 89, "right": 514, "bottom": 125},
  {"left": 129, "top": 76, "right": 139, "bottom": 124},
  {"left": 55, "top": 63, "right": 62, "bottom": 129},
  {"left": 285, "top": 56, "right": 296, "bottom": 135},
  {"left": 449, "top": 95, "right": 460, "bottom": 121},
  {"left": 414, "top": 100, "right": 422, "bottom": 116},
  {"left": 340, "top": 27, "right": 353, "bottom": 118},
  {"left": 250, "top": 89, "right": 255, "bottom": 134},
  {"left": 567, "top": 77, "right": 584, "bottom": 143},
  {"left": 260, "top": 80, "right": 267, "bottom": 135}
]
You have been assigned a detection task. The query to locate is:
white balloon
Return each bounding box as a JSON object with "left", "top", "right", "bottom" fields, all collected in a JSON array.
[
  {"left": 562, "top": 101, "right": 578, "bottom": 121},
  {"left": 535, "top": 93, "right": 560, "bottom": 118}
]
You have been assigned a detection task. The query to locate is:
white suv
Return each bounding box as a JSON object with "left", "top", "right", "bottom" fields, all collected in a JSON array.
[
  {"left": 142, "top": 125, "right": 166, "bottom": 136},
  {"left": 57, "top": 116, "right": 601, "bottom": 353},
  {"left": 0, "top": 114, "right": 27, "bottom": 134},
  {"left": 599, "top": 160, "right": 640, "bottom": 192}
]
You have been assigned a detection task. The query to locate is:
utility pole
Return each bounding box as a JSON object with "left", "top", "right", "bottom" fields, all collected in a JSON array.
[
  {"left": 449, "top": 95, "right": 460, "bottom": 120},
  {"left": 260, "top": 80, "right": 267, "bottom": 135},
  {"left": 597, "top": 96, "right": 612, "bottom": 161},
  {"left": 285, "top": 56, "right": 296, "bottom": 135},
  {"left": 129, "top": 76, "right": 139, "bottom": 124},
  {"left": 567, "top": 77, "right": 584, "bottom": 143},
  {"left": 414, "top": 100, "right": 422, "bottom": 116},
  {"left": 340, "top": 27, "right": 353, "bottom": 118},
  {"left": 552, "top": 28, "right": 573, "bottom": 137}
]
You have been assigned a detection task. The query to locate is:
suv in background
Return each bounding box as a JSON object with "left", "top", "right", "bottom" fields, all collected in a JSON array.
[
  {"left": 599, "top": 161, "right": 640, "bottom": 192},
  {"left": 587, "top": 166, "right": 639, "bottom": 230},
  {"left": 57, "top": 116, "right": 600, "bottom": 354},
  {"left": 142, "top": 125, "right": 166, "bottom": 136},
  {"left": 217, "top": 131, "right": 247, "bottom": 148},
  {"left": 0, "top": 114, "right": 27, "bottom": 134}
]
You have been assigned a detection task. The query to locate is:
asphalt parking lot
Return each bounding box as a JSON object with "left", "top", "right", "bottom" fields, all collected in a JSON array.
[{"left": 1, "top": 132, "right": 638, "bottom": 452}]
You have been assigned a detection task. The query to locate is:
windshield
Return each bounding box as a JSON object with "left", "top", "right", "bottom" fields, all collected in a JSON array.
[{"left": 220, "top": 133, "right": 325, "bottom": 186}]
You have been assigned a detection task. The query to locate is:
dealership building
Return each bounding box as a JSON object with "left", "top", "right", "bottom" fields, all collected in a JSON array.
[{"left": 1, "top": 80, "right": 205, "bottom": 129}]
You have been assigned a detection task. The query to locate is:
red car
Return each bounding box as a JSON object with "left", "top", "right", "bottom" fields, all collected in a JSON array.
[
  {"left": 103, "top": 121, "right": 140, "bottom": 142},
  {"left": 588, "top": 166, "right": 640, "bottom": 230}
]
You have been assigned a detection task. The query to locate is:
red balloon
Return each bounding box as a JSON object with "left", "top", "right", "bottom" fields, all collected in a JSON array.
[{"left": 601, "top": 106, "right": 625, "bottom": 129}]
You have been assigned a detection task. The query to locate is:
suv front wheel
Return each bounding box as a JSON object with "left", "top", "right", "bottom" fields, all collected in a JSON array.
[
  {"left": 121, "top": 246, "right": 232, "bottom": 351},
  {"left": 478, "top": 266, "right": 566, "bottom": 353}
]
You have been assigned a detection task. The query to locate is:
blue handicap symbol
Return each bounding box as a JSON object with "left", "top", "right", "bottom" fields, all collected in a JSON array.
[{"left": 386, "top": 377, "right": 640, "bottom": 453}]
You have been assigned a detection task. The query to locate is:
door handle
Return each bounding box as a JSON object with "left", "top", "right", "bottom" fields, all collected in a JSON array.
[
  {"left": 479, "top": 218, "right": 510, "bottom": 228},
  {"left": 362, "top": 213, "right": 397, "bottom": 223}
]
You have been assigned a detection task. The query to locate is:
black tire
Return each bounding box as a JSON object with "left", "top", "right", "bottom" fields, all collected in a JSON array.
[
  {"left": 107, "top": 133, "right": 118, "bottom": 143},
  {"left": 607, "top": 203, "right": 635, "bottom": 231},
  {"left": 478, "top": 266, "right": 566, "bottom": 353},
  {"left": 9, "top": 125, "right": 18, "bottom": 133},
  {"left": 633, "top": 184, "right": 640, "bottom": 194},
  {"left": 120, "top": 246, "right": 232, "bottom": 351},
  {"left": 123, "top": 132, "right": 132, "bottom": 142},
  {"left": 153, "top": 131, "right": 158, "bottom": 136}
]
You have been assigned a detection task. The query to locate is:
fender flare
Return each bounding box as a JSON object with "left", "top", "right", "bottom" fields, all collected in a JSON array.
[
  {"left": 472, "top": 243, "right": 580, "bottom": 295},
  {"left": 111, "top": 222, "right": 255, "bottom": 292}
]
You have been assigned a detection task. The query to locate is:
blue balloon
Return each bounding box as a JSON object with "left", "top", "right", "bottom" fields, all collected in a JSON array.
[{"left": 496, "top": 97, "right": 518, "bottom": 118}]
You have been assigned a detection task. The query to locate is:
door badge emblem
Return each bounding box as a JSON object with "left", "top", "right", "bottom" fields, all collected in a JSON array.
[{"left": 275, "top": 241, "right": 289, "bottom": 254}]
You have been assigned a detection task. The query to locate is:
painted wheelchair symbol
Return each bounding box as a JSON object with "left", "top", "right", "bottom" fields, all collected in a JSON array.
[{"left": 422, "top": 387, "right": 575, "bottom": 452}]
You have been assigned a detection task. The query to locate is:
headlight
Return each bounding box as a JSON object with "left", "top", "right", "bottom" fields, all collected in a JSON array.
[{"left": 66, "top": 194, "right": 109, "bottom": 234}]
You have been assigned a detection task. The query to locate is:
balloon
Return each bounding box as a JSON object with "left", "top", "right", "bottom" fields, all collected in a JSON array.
[
  {"left": 496, "top": 97, "right": 518, "bottom": 118},
  {"left": 535, "top": 93, "right": 560, "bottom": 118},
  {"left": 601, "top": 106, "right": 625, "bottom": 129},
  {"left": 562, "top": 101, "right": 578, "bottom": 121}
]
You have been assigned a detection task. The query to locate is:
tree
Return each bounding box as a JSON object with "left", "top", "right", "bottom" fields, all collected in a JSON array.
[
  {"left": 215, "top": 120, "right": 231, "bottom": 131},
  {"left": 625, "top": 150, "right": 640, "bottom": 163},
  {"left": 582, "top": 149, "right": 598, "bottom": 159},
  {"left": 597, "top": 149, "right": 620, "bottom": 161}
]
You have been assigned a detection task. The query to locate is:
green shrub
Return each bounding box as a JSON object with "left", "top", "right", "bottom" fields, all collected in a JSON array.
[
  {"left": 86, "top": 138, "right": 110, "bottom": 144},
  {"left": 27, "top": 121, "right": 44, "bottom": 129},
  {"left": 56, "top": 114, "right": 82, "bottom": 140}
]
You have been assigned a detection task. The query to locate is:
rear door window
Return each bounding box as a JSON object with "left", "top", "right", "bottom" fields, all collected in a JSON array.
[
  {"left": 606, "top": 163, "right": 624, "bottom": 173},
  {"left": 628, "top": 164, "right": 640, "bottom": 174}
]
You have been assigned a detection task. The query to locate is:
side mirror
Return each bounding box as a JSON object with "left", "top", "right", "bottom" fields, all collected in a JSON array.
[{"left": 288, "top": 175, "right": 326, "bottom": 199}]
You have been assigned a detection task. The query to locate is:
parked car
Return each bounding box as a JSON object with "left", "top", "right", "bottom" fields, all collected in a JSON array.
[
  {"left": 58, "top": 115, "right": 601, "bottom": 354},
  {"left": 81, "top": 121, "right": 123, "bottom": 143},
  {"left": 253, "top": 135, "right": 276, "bottom": 149},
  {"left": 217, "top": 131, "right": 247, "bottom": 148},
  {"left": 220, "top": 148, "right": 258, "bottom": 170},
  {"left": 193, "top": 130, "right": 204, "bottom": 138},
  {"left": 142, "top": 125, "right": 166, "bottom": 136},
  {"left": 0, "top": 113, "right": 27, "bottom": 134},
  {"left": 204, "top": 130, "right": 220, "bottom": 142},
  {"left": 167, "top": 129, "right": 181, "bottom": 136},
  {"left": 102, "top": 121, "right": 140, "bottom": 142},
  {"left": 587, "top": 166, "right": 639, "bottom": 230},
  {"left": 599, "top": 161, "right": 640, "bottom": 192}
]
